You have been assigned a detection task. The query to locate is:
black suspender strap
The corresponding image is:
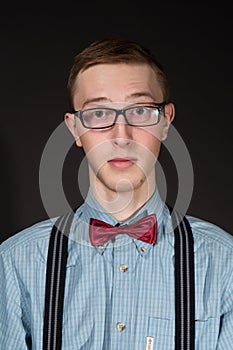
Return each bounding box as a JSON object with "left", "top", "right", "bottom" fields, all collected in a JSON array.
[
  {"left": 43, "top": 211, "right": 74, "bottom": 350},
  {"left": 169, "top": 208, "right": 195, "bottom": 350},
  {"left": 43, "top": 208, "right": 195, "bottom": 350}
]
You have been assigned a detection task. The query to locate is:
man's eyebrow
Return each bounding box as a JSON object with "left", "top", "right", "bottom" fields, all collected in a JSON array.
[
  {"left": 126, "top": 92, "right": 155, "bottom": 100},
  {"left": 81, "top": 92, "right": 156, "bottom": 109},
  {"left": 82, "top": 97, "right": 110, "bottom": 108}
]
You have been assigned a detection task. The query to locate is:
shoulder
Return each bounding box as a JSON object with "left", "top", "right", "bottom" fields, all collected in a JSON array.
[
  {"left": 186, "top": 214, "right": 233, "bottom": 251},
  {"left": 0, "top": 216, "right": 59, "bottom": 257}
]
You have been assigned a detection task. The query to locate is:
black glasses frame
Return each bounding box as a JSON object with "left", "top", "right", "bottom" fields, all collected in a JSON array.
[{"left": 72, "top": 102, "right": 167, "bottom": 129}]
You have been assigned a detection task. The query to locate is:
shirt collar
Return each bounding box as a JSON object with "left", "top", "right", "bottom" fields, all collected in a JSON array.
[{"left": 69, "top": 189, "right": 169, "bottom": 255}]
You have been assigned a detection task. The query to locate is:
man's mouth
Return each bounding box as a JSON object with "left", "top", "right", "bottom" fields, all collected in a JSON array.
[{"left": 107, "top": 158, "right": 137, "bottom": 169}]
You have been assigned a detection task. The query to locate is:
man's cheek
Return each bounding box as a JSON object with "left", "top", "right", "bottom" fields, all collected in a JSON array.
[
  {"left": 86, "top": 148, "right": 109, "bottom": 173},
  {"left": 142, "top": 126, "right": 164, "bottom": 142}
]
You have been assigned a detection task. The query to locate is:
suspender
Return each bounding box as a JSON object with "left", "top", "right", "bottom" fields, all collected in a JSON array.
[
  {"left": 43, "top": 212, "right": 74, "bottom": 350},
  {"left": 43, "top": 208, "right": 195, "bottom": 350},
  {"left": 169, "top": 208, "right": 195, "bottom": 350}
]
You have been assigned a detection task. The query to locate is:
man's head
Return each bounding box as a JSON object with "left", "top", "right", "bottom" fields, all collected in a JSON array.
[{"left": 65, "top": 38, "right": 175, "bottom": 207}]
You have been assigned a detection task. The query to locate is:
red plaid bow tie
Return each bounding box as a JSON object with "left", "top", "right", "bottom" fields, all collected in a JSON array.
[{"left": 89, "top": 214, "right": 158, "bottom": 246}]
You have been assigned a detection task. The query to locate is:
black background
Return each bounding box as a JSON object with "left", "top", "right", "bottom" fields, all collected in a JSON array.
[{"left": 1, "top": 3, "right": 233, "bottom": 243}]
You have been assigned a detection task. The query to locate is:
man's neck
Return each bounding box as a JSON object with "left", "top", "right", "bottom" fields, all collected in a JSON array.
[{"left": 89, "top": 179, "right": 156, "bottom": 222}]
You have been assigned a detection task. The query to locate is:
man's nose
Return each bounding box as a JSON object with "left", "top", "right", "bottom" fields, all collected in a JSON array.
[
  {"left": 114, "top": 113, "right": 128, "bottom": 124},
  {"left": 111, "top": 114, "right": 132, "bottom": 146}
]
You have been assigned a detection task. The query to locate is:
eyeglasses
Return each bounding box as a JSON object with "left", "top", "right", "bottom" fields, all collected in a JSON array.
[{"left": 73, "top": 102, "right": 166, "bottom": 129}]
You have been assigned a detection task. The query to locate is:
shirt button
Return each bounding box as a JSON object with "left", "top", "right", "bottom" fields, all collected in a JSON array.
[
  {"left": 119, "top": 264, "right": 128, "bottom": 272},
  {"left": 141, "top": 247, "right": 147, "bottom": 253},
  {"left": 116, "top": 322, "right": 126, "bottom": 331},
  {"left": 98, "top": 245, "right": 104, "bottom": 250}
]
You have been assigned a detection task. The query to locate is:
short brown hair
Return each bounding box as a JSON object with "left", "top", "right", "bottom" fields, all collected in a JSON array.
[{"left": 67, "top": 37, "right": 170, "bottom": 109}]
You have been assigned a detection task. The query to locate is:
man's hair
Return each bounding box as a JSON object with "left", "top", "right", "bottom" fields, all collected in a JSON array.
[{"left": 67, "top": 37, "right": 170, "bottom": 109}]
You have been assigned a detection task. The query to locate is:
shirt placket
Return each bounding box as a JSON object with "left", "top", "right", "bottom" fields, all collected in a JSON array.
[{"left": 109, "top": 239, "right": 139, "bottom": 350}]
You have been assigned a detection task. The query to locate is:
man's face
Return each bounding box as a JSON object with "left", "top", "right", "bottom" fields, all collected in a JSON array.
[{"left": 65, "top": 63, "right": 174, "bottom": 198}]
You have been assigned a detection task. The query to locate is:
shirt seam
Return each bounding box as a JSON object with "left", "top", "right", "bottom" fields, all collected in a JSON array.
[
  {"left": 190, "top": 228, "right": 233, "bottom": 252},
  {"left": 0, "top": 235, "right": 51, "bottom": 258}
]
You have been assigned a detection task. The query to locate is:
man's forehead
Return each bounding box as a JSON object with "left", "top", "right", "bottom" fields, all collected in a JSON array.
[
  {"left": 77, "top": 63, "right": 157, "bottom": 85},
  {"left": 72, "top": 63, "right": 163, "bottom": 109}
]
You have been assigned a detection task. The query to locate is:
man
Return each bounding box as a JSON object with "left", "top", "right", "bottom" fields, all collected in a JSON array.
[{"left": 0, "top": 38, "right": 233, "bottom": 349}]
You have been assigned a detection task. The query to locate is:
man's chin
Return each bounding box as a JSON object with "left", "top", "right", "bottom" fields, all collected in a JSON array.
[{"left": 99, "top": 176, "right": 146, "bottom": 193}]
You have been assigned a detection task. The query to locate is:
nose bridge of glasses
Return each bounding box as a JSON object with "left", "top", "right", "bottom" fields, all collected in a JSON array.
[{"left": 114, "top": 109, "right": 128, "bottom": 124}]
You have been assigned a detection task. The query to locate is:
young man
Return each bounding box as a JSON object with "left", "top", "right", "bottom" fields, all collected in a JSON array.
[{"left": 0, "top": 38, "right": 233, "bottom": 350}]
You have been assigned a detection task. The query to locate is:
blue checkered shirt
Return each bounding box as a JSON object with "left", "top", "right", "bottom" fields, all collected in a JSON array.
[{"left": 1, "top": 191, "right": 233, "bottom": 349}]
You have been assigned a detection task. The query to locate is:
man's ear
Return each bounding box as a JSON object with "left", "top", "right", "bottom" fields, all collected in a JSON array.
[
  {"left": 64, "top": 113, "right": 82, "bottom": 147},
  {"left": 161, "top": 103, "right": 175, "bottom": 141}
]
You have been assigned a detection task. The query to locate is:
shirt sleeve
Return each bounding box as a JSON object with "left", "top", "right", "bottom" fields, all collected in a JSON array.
[
  {"left": 0, "top": 251, "right": 29, "bottom": 349},
  {"left": 216, "top": 270, "right": 233, "bottom": 349}
]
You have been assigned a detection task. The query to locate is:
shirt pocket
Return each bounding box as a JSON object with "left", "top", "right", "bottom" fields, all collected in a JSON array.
[
  {"left": 195, "top": 317, "right": 220, "bottom": 349},
  {"left": 147, "top": 316, "right": 175, "bottom": 349},
  {"left": 148, "top": 316, "right": 220, "bottom": 350}
]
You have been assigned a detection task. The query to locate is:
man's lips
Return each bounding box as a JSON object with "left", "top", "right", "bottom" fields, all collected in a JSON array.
[{"left": 108, "top": 158, "right": 137, "bottom": 169}]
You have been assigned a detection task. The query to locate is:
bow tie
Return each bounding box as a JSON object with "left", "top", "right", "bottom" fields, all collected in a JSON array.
[{"left": 89, "top": 214, "right": 158, "bottom": 246}]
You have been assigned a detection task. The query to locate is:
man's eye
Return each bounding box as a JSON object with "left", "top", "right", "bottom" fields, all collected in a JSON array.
[
  {"left": 135, "top": 107, "right": 146, "bottom": 115},
  {"left": 94, "top": 110, "right": 105, "bottom": 118}
]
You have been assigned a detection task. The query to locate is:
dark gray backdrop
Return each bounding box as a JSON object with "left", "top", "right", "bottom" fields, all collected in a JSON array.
[{"left": 1, "top": 3, "right": 232, "bottom": 243}]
